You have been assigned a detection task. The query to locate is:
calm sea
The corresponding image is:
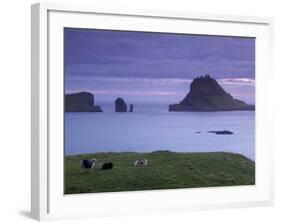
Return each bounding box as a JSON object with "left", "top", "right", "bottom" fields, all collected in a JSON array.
[{"left": 65, "top": 102, "right": 255, "bottom": 160}]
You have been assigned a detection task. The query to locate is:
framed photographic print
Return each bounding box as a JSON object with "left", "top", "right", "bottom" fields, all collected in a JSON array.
[{"left": 31, "top": 2, "right": 274, "bottom": 221}]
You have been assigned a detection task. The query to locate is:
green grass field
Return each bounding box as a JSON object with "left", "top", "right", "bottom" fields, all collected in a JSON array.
[{"left": 64, "top": 151, "right": 255, "bottom": 194}]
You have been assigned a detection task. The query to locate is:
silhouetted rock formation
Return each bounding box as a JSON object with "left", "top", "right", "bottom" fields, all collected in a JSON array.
[
  {"left": 169, "top": 75, "right": 255, "bottom": 111},
  {"left": 129, "top": 104, "right": 134, "bottom": 112},
  {"left": 115, "top": 97, "right": 127, "bottom": 112},
  {"left": 208, "top": 130, "right": 234, "bottom": 135},
  {"left": 65, "top": 92, "right": 103, "bottom": 112}
]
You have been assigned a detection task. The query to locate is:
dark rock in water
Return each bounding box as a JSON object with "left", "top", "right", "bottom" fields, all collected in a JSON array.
[
  {"left": 169, "top": 75, "right": 255, "bottom": 111},
  {"left": 129, "top": 104, "right": 134, "bottom": 112},
  {"left": 115, "top": 97, "right": 127, "bottom": 112},
  {"left": 208, "top": 130, "right": 234, "bottom": 135},
  {"left": 65, "top": 92, "right": 103, "bottom": 112},
  {"left": 195, "top": 131, "right": 201, "bottom": 134}
]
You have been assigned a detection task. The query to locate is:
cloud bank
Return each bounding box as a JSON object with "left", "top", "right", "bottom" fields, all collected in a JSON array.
[{"left": 64, "top": 28, "right": 255, "bottom": 104}]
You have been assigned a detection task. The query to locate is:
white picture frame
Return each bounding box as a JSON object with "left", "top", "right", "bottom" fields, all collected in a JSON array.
[{"left": 31, "top": 2, "right": 274, "bottom": 221}]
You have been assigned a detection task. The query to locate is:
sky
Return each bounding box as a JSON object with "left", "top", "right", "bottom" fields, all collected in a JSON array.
[{"left": 64, "top": 28, "right": 255, "bottom": 104}]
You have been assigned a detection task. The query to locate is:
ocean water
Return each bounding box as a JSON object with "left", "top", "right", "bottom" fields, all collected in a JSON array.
[{"left": 65, "top": 102, "right": 255, "bottom": 160}]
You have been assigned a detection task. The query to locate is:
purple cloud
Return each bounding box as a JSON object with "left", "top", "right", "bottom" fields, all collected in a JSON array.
[{"left": 64, "top": 28, "right": 255, "bottom": 104}]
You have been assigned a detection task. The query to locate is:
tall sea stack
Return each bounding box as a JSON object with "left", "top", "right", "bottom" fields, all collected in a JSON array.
[
  {"left": 65, "top": 92, "right": 103, "bottom": 112},
  {"left": 115, "top": 97, "right": 127, "bottom": 112},
  {"left": 169, "top": 75, "right": 255, "bottom": 112}
]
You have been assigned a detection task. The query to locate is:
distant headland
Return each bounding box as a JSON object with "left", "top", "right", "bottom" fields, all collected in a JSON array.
[
  {"left": 169, "top": 75, "right": 255, "bottom": 112},
  {"left": 65, "top": 93, "right": 134, "bottom": 113},
  {"left": 65, "top": 92, "right": 103, "bottom": 112}
]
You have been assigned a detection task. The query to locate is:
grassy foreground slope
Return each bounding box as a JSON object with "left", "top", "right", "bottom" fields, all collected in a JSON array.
[{"left": 65, "top": 151, "right": 255, "bottom": 194}]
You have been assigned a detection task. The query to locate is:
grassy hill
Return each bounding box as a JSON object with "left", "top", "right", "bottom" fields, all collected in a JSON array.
[{"left": 64, "top": 151, "right": 255, "bottom": 194}]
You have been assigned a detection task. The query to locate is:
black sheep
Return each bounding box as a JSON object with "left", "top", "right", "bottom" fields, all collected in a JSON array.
[{"left": 101, "top": 162, "right": 113, "bottom": 170}]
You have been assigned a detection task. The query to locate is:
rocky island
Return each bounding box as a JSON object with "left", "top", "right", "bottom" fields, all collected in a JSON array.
[
  {"left": 65, "top": 92, "right": 103, "bottom": 112},
  {"left": 169, "top": 75, "right": 255, "bottom": 112}
]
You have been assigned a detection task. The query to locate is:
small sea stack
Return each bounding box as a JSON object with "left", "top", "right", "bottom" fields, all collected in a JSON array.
[
  {"left": 115, "top": 97, "right": 127, "bottom": 112},
  {"left": 129, "top": 104, "right": 134, "bottom": 112}
]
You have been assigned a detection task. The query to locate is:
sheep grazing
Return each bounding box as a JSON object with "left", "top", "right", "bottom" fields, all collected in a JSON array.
[
  {"left": 134, "top": 159, "right": 148, "bottom": 166},
  {"left": 101, "top": 162, "right": 113, "bottom": 170},
  {"left": 80, "top": 158, "right": 97, "bottom": 172}
]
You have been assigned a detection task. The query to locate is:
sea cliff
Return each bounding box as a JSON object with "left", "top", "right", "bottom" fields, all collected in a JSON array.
[{"left": 65, "top": 92, "right": 103, "bottom": 112}]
